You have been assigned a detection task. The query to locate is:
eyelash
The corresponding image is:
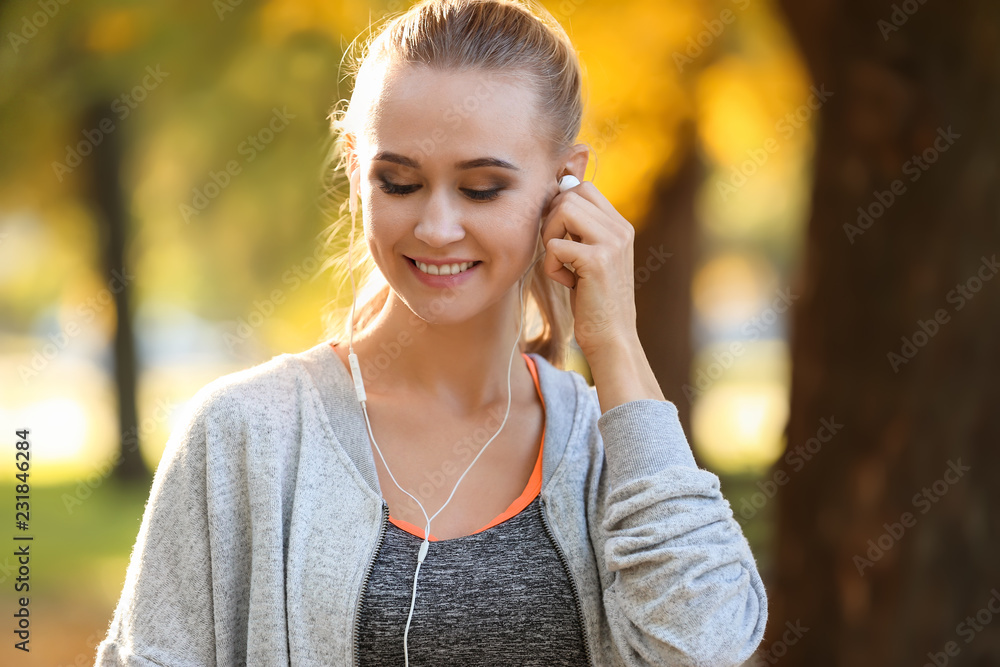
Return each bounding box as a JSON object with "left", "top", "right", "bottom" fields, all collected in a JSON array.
[{"left": 377, "top": 180, "right": 502, "bottom": 202}]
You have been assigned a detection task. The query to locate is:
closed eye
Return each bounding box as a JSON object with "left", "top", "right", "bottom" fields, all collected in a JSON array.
[
  {"left": 376, "top": 179, "right": 502, "bottom": 202},
  {"left": 378, "top": 180, "right": 420, "bottom": 196},
  {"left": 462, "top": 188, "right": 502, "bottom": 202}
]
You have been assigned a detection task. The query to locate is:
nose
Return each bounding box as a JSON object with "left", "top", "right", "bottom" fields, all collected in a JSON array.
[{"left": 412, "top": 186, "right": 467, "bottom": 248}]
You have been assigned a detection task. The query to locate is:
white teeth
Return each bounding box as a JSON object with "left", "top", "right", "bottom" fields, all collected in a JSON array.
[{"left": 414, "top": 260, "right": 477, "bottom": 276}]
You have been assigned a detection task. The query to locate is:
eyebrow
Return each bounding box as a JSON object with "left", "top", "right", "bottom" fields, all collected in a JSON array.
[{"left": 373, "top": 151, "right": 520, "bottom": 171}]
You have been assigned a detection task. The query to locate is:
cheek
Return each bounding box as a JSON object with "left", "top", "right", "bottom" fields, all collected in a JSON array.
[
  {"left": 365, "top": 188, "right": 412, "bottom": 228},
  {"left": 503, "top": 191, "right": 546, "bottom": 248},
  {"left": 479, "top": 197, "right": 537, "bottom": 237},
  {"left": 363, "top": 208, "right": 405, "bottom": 264},
  {"left": 365, "top": 188, "right": 401, "bottom": 220},
  {"left": 489, "top": 194, "right": 541, "bottom": 237}
]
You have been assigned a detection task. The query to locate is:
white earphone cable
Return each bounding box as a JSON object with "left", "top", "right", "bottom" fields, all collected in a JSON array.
[{"left": 345, "top": 172, "right": 563, "bottom": 664}]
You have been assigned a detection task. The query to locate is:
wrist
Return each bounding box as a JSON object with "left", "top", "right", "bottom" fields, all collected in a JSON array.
[{"left": 584, "top": 334, "right": 666, "bottom": 414}]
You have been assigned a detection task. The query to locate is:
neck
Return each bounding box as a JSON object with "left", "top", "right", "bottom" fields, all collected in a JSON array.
[{"left": 349, "top": 285, "right": 529, "bottom": 415}]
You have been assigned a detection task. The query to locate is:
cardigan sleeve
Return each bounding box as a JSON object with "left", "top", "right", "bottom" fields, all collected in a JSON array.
[
  {"left": 94, "top": 396, "right": 218, "bottom": 666},
  {"left": 587, "top": 390, "right": 768, "bottom": 667}
]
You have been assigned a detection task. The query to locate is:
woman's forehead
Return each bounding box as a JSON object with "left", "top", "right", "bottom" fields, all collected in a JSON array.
[{"left": 356, "top": 63, "right": 547, "bottom": 163}]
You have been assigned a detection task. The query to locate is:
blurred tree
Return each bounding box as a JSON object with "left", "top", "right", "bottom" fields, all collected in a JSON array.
[
  {"left": 770, "top": 0, "right": 1000, "bottom": 664},
  {"left": 84, "top": 101, "right": 146, "bottom": 481},
  {"left": 634, "top": 122, "right": 700, "bottom": 440}
]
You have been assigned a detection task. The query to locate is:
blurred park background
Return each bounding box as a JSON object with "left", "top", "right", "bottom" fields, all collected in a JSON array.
[{"left": 1, "top": 0, "right": 998, "bottom": 664}]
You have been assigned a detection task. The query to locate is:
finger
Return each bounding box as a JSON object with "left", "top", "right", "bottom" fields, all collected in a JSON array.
[
  {"left": 543, "top": 236, "right": 583, "bottom": 289},
  {"left": 541, "top": 191, "right": 608, "bottom": 249},
  {"left": 566, "top": 180, "right": 620, "bottom": 220}
]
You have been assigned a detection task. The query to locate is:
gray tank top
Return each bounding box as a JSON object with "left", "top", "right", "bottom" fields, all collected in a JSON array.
[{"left": 356, "top": 495, "right": 589, "bottom": 665}]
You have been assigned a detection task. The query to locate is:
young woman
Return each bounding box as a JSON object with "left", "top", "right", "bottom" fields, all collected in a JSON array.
[{"left": 95, "top": 0, "right": 767, "bottom": 665}]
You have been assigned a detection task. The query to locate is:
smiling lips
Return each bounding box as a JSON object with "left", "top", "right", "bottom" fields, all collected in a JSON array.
[
  {"left": 405, "top": 255, "right": 483, "bottom": 285},
  {"left": 412, "top": 259, "right": 480, "bottom": 275},
  {"left": 405, "top": 255, "right": 483, "bottom": 275}
]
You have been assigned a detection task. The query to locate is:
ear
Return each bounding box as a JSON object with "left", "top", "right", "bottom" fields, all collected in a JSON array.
[{"left": 557, "top": 142, "right": 590, "bottom": 183}]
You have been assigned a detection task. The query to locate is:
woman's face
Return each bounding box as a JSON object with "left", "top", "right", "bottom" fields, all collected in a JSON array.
[{"left": 351, "top": 63, "right": 564, "bottom": 326}]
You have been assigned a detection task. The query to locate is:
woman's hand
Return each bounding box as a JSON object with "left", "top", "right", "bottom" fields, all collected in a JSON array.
[{"left": 540, "top": 178, "right": 638, "bottom": 358}]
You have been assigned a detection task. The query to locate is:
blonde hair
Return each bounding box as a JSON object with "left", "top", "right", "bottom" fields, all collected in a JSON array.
[{"left": 318, "top": 0, "right": 585, "bottom": 369}]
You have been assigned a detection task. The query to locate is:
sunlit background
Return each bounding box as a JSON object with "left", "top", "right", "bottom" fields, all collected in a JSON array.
[{"left": 0, "top": 0, "right": 813, "bottom": 662}]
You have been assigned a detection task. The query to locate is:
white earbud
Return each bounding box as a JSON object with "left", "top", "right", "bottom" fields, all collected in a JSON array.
[{"left": 558, "top": 174, "right": 580, "bottom": 192}]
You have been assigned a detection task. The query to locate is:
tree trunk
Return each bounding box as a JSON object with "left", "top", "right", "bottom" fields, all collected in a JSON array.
[
  {"left": 766, "top": 1, "right": 1000, "bottom": 664},
  {"left": 635, "top": 124, "right": 700, "bottom": 446},
  {"left": 85, "top": 102, "right": 147, "bottom": 482}
]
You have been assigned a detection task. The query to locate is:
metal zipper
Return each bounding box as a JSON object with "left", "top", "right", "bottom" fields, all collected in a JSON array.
[
  {"left": 537, "top": 495, "right": 595, "bottom": 667},
  {"left": 352, "top": 500, "right": 389, "bottom": 666}
]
